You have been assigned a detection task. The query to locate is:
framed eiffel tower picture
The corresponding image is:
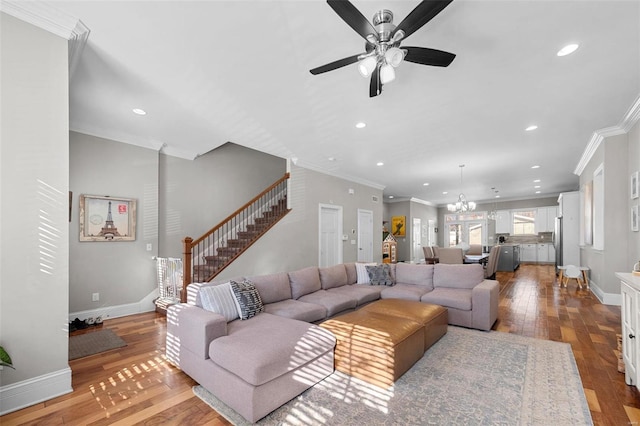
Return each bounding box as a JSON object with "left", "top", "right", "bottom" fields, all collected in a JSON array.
[{"left": 79, "top": 194, "right": 137, "bottom": 242}]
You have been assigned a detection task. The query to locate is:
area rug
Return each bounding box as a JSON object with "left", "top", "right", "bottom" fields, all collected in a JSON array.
[
  {"left": 69, "top": 329, "right": 126, "bottom": 360},
  {"left": 193, "top": 326, "right": 593, "bottom": 425}
]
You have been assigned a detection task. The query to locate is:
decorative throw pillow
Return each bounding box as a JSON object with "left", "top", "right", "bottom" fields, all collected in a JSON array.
[
  {"left": 199, "top": 282, "right": 240, "bottom": 322},
  {"left": 230, "top": 279, "right": 264, "bottom": 320},
  {"left": 355, "top": 262, "right": 377, "bottom": 284},
  {"left": 365, "top": 264, "right": 395, "bottom": 286}
]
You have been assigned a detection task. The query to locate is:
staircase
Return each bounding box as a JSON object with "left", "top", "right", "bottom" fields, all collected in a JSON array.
[{"left": 181, "top": 173, "right": 290, "bottom": 301}]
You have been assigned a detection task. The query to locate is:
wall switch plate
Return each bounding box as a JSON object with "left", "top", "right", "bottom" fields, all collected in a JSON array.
[
  {"left": 92, "top": 292, "right": 99, "bottom": 302},
  {"left": 146, "top": 243, "right": 152, "bottom": 251}
]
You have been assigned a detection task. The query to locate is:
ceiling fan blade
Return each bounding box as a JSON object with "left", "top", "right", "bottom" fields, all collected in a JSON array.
[
  {"left": 404, "top": 46, "right": 456, "bottom": 67},
  {"left": 310, "top": 54, "right": 361, "bottom": 75},
  {"left": 327, "top": 0, "right": 377, "bottom": 41},
  {"left": 369, "top": 64, "right": 382, "bottom": 98},
  {"left": 392, "top": 0, "right": 453, "bottom": 41}
]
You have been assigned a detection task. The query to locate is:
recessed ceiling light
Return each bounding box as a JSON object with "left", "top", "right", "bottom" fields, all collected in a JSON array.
[
  {"left": 388, "top": 195, "right": 394, "bottom": 199},
  {"left": 495, "top": 195, "right": 501, "bottom": 198},
  {"left": 442, "top": 191, "right": 448, "bottom": 195},
  {"left": 557, "top": 44, "right": 579, "bottom": 57},
  {"left": 132, "top": 108, "right": 147, "bottom": 115},
  {"left": 328, "top": 157, "right": 336, "bottom": 162},
  {"left": 423, "top": 182, "right": 429, "bottom": 186},
  {"left": 376, "top": 162, "right": 384, "bottom": 166},
  {"left": 531, "top": 165, "right": 540, "bottom": 169},
  {"left": 534, "top": 185, "right": 541, "bottom": 189},
  {"left": 535, "top": 191, "right": 541, "bottom": 194},
  {"left": 355, "top": 122, "right": 366, "bottom": 129},
  {"left": 533, "top": 179, "right": 541, "bottom": 183},
  {"left": 525, "top": 125, "right": 538, "bottom": 131}
]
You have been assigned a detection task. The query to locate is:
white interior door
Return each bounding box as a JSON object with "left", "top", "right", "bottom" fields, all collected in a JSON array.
[
  {"left": 412, "top": 217, "right": 421, "bottom": 262},
  {"left": 319, "top": 204, "right": 343, "bottom": 267},
  {"left": 357, "top": 209, "right": 373, "bottom": 262}
]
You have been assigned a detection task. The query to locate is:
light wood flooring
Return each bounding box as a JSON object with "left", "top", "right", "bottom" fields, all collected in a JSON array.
[{"left": 2, "top": 264, "right": 639, "bottom": 425}]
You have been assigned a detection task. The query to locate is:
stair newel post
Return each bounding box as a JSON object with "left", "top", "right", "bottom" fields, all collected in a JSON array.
[{"left": 182, "top": 237, "right": 193, "bottom": 303}]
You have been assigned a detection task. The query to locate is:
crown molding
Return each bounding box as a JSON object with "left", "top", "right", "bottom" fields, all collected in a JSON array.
[
  {"left": 574, "top": 93, "right": 640, "bottom": 176},
  {"left": 294, "top": 159, "right": 386, "bottom": 191},
  {"left": 1, "top": 1, "right": 90, "bottom": 78}
]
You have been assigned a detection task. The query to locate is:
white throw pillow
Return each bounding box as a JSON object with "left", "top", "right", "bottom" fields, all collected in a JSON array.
[
  {"left": 200, "top": 282, "right": 240, "bottom": 322},
  {"left": 355, "top": 262, "right": 377, "bottom": 284}
]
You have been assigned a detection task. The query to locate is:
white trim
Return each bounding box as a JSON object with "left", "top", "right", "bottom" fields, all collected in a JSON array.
[
  {"left": 68, "top": 288, "right": 158, "bottom": 323},
  {"left": 575, "top": 93, "right": 640, "bottom": 176},
  {"left": 589, "top": 280, "right": 621, "bottom": 306},
  {"left": 297, "top": 159, "right": 385, "bottom": 191},
  {"left": 0, "top": 368, "right": 72, "bottom": 416}
]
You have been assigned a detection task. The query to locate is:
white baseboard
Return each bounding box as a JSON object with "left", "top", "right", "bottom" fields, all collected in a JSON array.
[
  {"left": 69, "top": 288, "right": 159, "bottom": 323},
  {"left": 589, "top": 280, "right": 621, "bottom": 306},
  {"left": 0, "top": 368, "right": 72, "bottom": 415}
]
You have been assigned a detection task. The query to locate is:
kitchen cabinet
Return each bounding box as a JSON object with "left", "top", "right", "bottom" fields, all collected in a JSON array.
[
  {"left": 496, "top": 210, "right": 511, "bottom": 234},
  {"left": 520, "top": 244, "right": 537, "bottom": 262},
  {"left": 617, "top": 273, "right": 640, "bottom": 388},
  {"left": 535, "top": 206, "right": 559, "bottom": 233},
  {"left": 537, "top": 243, "right": 550, "bottom": 263},
  {"left": 497, "top": 244, "right": 520, "bottom": 272}
]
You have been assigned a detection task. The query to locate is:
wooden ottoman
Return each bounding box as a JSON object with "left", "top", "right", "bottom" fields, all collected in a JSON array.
[
  {"left": 320, "top": 310, "right": 424, "bottom": 388},
  {"left": 359, "top": 299, "right": 448, "bottom": 351}
]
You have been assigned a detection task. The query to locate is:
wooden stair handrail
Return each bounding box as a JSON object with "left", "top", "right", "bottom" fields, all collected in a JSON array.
[{"left": 190, "top": 173, "right": 289, "bottom": 247}]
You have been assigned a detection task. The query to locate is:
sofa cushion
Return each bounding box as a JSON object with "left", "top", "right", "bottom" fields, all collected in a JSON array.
[
  {"left": 248, "top": 272, "right": 292, "bottom": 304},
  {"left": 209, "top": 313, "right": 336, "bottom": 386},
  {"left": 319, "top": 264, "right": 348, "bottom": 290},
  {"left": 199, "top": 282, "right": 239, "bottom": 322},
  {"left": 298, "top": 290, "right": 357, "bottom": 317},
  {"left": 344, "top": 263, "right": 358, "bottom": 284},
  {"left": 230, "top": 280, "right": 264, "bottom": 320},
  {"left": 380, "top": 283, "right": 431, "bottom": 301},
  {"left": 365, "top": 264, "right": 394, "bottom": 286},
  {"left": 433, "top": 264, "right": 484, "bottom": 289},
  {"left": 289, "top": 267, "right": 322, "bottom": 299},
  {"left": 394, "top": 263, "right": 434, "bottom": 289},
  {"left": 355, "top": 262, "right": 377, "bottom": 284},
  {"left": 421, "top": 287, "right": 472, "bottom": 311},
  {"left": 328, "top": 284, "right": 382, "bottom": 306},
  {"left": 263, "top": 299, "right": 327, "bottom": 323}
]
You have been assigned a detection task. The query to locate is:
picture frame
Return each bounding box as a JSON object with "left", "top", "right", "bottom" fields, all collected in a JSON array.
[
  {"left": 632, "top": 205, "right": 639, "bottom": 232},
  {"left": 632, "top": 171, "right": 639, "bottom": 199},
  {"left": 79, "top": 194, "right": 137, "bottom": 241},
  {"left": 391, "top": 215, "right": 406, "bottom": 237}
]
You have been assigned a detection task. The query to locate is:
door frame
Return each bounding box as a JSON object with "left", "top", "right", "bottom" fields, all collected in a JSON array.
[{"left": 318, "top": 204, "right": 343, "bottom": 267}]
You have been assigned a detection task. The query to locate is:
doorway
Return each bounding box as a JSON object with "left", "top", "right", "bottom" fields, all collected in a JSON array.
[
  {"left": 319, "top": 204, "right": 343, "bottom": 267},
  {"left": 357, "top": 209, "right": 373, "bottom": 262},
  {"left": 412, "top": 217, "right": 422, "bottom": 262}
]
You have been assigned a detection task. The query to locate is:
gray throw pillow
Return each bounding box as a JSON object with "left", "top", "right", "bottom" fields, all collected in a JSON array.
[
  {"left": 365, "top": 264, "right": 395, "bottom": 286},
  {"left": 230, "top": 279, "right": 264, "bottom": 320}
]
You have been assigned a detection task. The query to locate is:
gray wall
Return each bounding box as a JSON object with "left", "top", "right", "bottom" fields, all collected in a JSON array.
[
  {"left": 384, "top": 201, "right": 411, "bottom": 262},
  {"left": 159, "top": 143, "right": 286, "bottom": 258},
  {"left": 0, "top": 12, "right": 70, "bottom": 396},
  {"left": 580, "top": 126, "right": 637, "bottom": 299},
  {"left": 69, "top": 132, "right": 160, "bottom": 313},
  {"left": 217, "top": 164, "right": 384, "bottom": 279}
]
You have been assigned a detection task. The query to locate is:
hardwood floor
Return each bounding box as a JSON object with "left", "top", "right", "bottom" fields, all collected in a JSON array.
[{"left": 2, "top": 264, "right": 639, "bottom": 425}]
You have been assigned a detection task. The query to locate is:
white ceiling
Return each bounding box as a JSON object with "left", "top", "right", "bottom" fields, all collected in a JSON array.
[{"left": 23, "top": 1, "right": 640, "bottom": 205}]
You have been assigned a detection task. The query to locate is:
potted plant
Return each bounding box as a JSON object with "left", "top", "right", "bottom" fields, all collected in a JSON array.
[{"left": 0, "top": 345, "right": 14, "bottom": 369}]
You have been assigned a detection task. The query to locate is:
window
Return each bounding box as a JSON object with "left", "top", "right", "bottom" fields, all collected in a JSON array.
[{"left": 512, "top": 210, "right": 536, "bottom": 235}]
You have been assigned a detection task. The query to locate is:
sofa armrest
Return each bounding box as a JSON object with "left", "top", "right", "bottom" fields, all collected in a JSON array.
[
  {"left": 166, "top": 303, "right": 227, "bottom": 364},
  {"left": 471, "top": 279, "right": 499, "bottom": 331}
]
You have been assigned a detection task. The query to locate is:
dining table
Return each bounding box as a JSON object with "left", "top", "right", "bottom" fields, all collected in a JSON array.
[{"left": 464, "top": 253, "right": 490, "bottom": 265}]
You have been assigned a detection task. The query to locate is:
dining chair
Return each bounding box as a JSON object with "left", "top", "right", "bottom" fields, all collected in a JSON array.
[
  {"left": 437, "top": 248, "right": 464, "bottom": 264},
  {"left": 467, "top": 244, "right": 482, "bottom": 255},
  {"left": 484, "top": 245, "right": 501, "bottom": 279}
]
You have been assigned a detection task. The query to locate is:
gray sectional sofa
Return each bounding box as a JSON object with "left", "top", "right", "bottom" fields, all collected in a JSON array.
[{"left": 167, "top": 262, "right": 499, "bottom": 422}]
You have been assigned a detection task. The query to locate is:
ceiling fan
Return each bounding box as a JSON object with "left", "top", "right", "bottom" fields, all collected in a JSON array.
[{"left": 310, "top": 0, "right": 456, "bottom": 98}]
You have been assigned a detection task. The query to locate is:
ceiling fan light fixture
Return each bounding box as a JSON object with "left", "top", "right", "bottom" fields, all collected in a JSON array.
[
  {"left": 380, "top": 63, "right": 395, "bottom": 84},
  {"left": 385, "top": 47, "right": 405, "bottom": 67},
  {"left": 358, "top": 56, "right": 377, "bottom": 77}
]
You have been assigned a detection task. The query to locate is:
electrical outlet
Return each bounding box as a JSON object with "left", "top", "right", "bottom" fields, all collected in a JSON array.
[{"left": 92, "top": 292, "right": 99, "bottom": 302}]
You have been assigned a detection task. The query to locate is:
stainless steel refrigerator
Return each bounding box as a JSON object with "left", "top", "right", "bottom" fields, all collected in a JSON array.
[{"left": 554, "top": 216, "right": 562, "bottom": 275}]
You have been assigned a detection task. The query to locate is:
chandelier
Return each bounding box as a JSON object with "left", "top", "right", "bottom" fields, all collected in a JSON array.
[{"left": 447, "top": 165, "right": 476, "bottom": 213}]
